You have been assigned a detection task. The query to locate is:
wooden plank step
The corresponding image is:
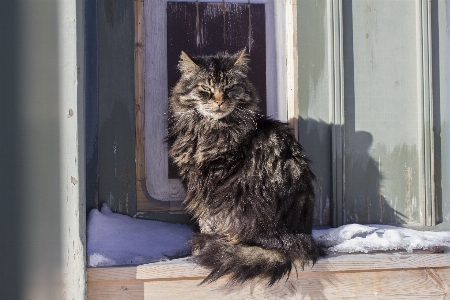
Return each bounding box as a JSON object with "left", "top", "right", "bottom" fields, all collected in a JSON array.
[
  {"left": 88, "top": 252, "right": 450, "bottom": 281},
  {"left": 87, "top": 253, "right": 450, "bottom": 299}
]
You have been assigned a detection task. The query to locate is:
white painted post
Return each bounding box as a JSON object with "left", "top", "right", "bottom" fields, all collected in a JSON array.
[
  {"left": 59, "top": 0, "right": 86, "bottom": 299},
  {"left": 286, "top": 0, "right": 299, "bottom": 139}
]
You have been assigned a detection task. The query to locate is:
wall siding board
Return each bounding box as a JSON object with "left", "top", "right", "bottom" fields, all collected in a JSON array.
[
  {"left": 297, "top": 0, "right": 333, "bottom": 226},
  {"left": 341, "top": 0, "right": 425, "bottom": 225},
  {"left": 97, "top": 0, "right": 136, "bottom": 216},
  {"left": 299, "top": 0, "right": 445, "bottom": 226}
]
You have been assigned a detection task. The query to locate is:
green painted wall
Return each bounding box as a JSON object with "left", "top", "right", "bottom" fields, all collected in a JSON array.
[
  {"left": 97, "top": 0, "right": 136, "bottom": 216},
  {"left": 297, "top": 0, "right": 332, "bottom": 226},
  {"left": 342, "top": 0, "right": 424, "bottom": 225},
  {"left": 298, "top": 0, "right": 447, "bottom": 227}
]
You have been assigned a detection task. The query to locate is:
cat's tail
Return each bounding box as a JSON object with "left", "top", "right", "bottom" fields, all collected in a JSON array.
[{"left": 190, "top": 233, "right": 322, "bottom": 286}]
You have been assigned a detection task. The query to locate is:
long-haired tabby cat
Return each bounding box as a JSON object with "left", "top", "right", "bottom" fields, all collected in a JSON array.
[{"left": 167, "top": 49, "right": 320, "bottom": 285}]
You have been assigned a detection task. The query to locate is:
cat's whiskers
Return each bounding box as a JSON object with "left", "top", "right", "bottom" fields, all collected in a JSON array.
[
  {"left": 236, "top": 106, "right": 265, "bottom": 128},
  {"left": 232, "top": 111, "right": 248, "bottom": 126},
  {"left": 233, "top": 109, "right": 258, "bottom": 129},
  {"left": 236, "top": 106, "right": 259, "bottom": 117},
  {"left": 235, "top": 106, "right": 265, "bottom": 118},
  {"left": 167, "top": 108, "right": 202, "bottom": 120},
  {"left": 233, "top": 109, "right": 251, "bottom": 120}
]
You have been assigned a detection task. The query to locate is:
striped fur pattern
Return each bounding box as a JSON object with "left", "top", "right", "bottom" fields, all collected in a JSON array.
[{"left": 167, "top": 49, "right": 320, "bottom": 285}]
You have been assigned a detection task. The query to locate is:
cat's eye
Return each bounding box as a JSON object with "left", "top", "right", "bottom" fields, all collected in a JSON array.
[
  {"left": 225, "top": 85, "right": 238, "bottom": 93},
  {"left": 199, "top": 85, "right": 211, "bottom": 91},
  {"left": 226, "top": 86, "right": 235, "bottom": 92}
]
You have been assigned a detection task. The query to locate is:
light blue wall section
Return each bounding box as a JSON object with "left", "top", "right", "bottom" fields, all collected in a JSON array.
[
  {"left": 342, "top": 0, "right": 424, "bottom": 225},
  {"left": 97, "top": 0, "right": 137, "bottom": 216},
  {"left": 298, "top": 0, "right": 448, "bottom": 227},
  {"left": 297, "top": 0, "right": 333, "bottom": 226}
]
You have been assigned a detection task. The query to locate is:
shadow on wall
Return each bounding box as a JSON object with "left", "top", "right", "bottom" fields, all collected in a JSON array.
[
  {"left": 298, "top": 117, "right": 406, "bottom": 227},
  {"left": 298, "top": 0, "right": 405, "bottom": 227}
]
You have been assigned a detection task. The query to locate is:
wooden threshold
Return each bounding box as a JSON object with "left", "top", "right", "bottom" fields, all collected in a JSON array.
[{"left": 87, "top": 251, "right": 450, "bottom": 299}]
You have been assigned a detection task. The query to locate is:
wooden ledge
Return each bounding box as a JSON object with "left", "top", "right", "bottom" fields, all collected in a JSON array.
[{"left": 88, "top": 252, "right": 450, "bottom": 299}]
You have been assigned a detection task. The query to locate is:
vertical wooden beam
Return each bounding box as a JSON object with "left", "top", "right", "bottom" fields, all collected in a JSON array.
[
  {"left": 331, "top": 0, "right": 344, "bottom": 228},
  {"left": 97, "top": 0, "right": 137, "bottom": 216},
  {"left": 135, "top": 0, "right": 146, "bottom": 208},
  {"left": 435, "top": 0, "right": 450, "bottom": 224},
  {"left": 419, "top": 0, "right": 435, "bottom": 226},
  {"left": 85, "top": 0, "right": 99, "bottom": 215},
  {"left": 286, "top": 0, "right": 299, "bottom": 140},
  {"left": 270, "top": 0, "right": 288, "bottom": 122},
  {"left": 59, "top": 0, "right": 87, "bottom": 297}
]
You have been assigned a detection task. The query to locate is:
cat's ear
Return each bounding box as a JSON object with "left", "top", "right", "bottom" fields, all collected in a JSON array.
[
  {"left": 233, "top": 47, "right": 249, "bottom": 73},
  {"left": 178, "top": 51, "right": 199, "bottom": 75}
]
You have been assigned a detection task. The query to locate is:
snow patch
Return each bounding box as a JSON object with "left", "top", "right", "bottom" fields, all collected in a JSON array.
[
  {"left": 87, "top": 204, "right": 193, "bottom": 267},
  {"left": 314, "top": 224, "right": 450, "bottom": 253},
  {"left": 87, "top": 205, "right": 450, "bottom": 267}
]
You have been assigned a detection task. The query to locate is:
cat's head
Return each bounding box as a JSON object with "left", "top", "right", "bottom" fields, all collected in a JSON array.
[{"left": 171, "top": 49, "right": 259, "bottom": 120}]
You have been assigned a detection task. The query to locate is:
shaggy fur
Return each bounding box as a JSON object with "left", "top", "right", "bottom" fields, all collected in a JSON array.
[{"left": 167, "top": 49, "right": 320, "bottom": 285}]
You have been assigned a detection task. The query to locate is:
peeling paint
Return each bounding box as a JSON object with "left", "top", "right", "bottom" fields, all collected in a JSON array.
[
  {"left": 322, "top": 197, "right": 330, "bottom": 225},
  {"left": 71, "top": 176, "right": 78, "bottom": 185}
]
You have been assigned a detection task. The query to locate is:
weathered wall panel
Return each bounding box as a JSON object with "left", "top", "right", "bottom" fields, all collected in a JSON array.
[
  {"left": 97, "top": 0, "right": 136, "bottom": 216},
  {"left": 297, "top": 0, "right": 332, "bottom": 226},
  {"left": 342, "top": 0, "right": 424, "bottom": 225}
]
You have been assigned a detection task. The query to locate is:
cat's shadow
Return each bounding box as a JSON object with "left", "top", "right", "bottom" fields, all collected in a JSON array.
[{"left": 298, "top": 117, "right": 405, "bottom": 226}]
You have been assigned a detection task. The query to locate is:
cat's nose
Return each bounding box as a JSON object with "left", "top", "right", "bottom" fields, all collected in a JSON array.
[{"left": 214, "top": 92, "right": 224, "bottom": 106}]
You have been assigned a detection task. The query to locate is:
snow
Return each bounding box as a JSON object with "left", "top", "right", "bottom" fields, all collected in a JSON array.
[
  {"left": 87, "top": 205, "right": 450, "bottom": 267},
  {"left": 87, "top": 204, "right": 193, "bottom": 267},
  {"left": 313, "top": 223, "right": 450, "bottom": 253}
]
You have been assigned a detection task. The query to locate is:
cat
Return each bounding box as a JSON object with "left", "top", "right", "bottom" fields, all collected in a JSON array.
[{"left": 167, "top": 49, "right": 321, "bottom": 285}]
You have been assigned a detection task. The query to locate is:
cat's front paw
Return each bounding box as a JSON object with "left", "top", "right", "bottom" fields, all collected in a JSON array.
[
  {"left": 191, "top": 244, "right": 202, "bottom": 256},
  {"left": 189, "top": 233, "right": 216, "bottom": 255}
]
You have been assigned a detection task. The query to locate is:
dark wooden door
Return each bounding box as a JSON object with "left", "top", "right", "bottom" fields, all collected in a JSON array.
[
  {"left": 167, "top": 1, "right": 266, "bottom": 178},
  {"left": 167, "top": 2, "right": 266, "bottom": 113}
]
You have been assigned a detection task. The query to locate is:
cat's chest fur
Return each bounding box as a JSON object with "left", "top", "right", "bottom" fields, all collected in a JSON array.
[{"left": 174, "top": 116, "right": 253, "bottom": 170}]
